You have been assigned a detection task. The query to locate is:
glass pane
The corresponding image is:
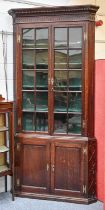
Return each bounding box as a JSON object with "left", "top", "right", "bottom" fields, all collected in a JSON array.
[
  {"left": 68, "top": 114, "right": 81, "bottom": 134},
  {"left": 36, "top": 92, "right": 48, "bottom": 111},
  {"left": 36, "top": 28, "right": 48, "bottom": 48},
  {"left": 68, "top": 93, "right": 82, "bottom": 112},
  {"left": 23, "top": 92, "right": 34, "bottom": 111},
  {"left": 54, "top": 92, "right": 67, "bottom": 112},
  {"left": 36, "top": 71, "right": 48, "bottom": 90},
  {"left": 36, "top": 50, "right": 48, "bottom": 69},
  {"left": 54, "top": 71, "right": 67, "bottom": 90},
  {"left": 22, "top": 50, "right": 34, "bottom": 69},
  {"left": 23, "top": 113, "right": 35, "bottom": 131},
  {"left": 22, "top": 71, "right": 34, "bottom": 90},
  {"left": 69, "top": 71, "right": 82, "bottom": 91},
  {"left": 69, "top": 50, "right": 82, "bottom": 69},
  {"left": 54, "top": 114, "right": 67, "bottom": 133},
  {"left": 55, "top": 50, "right": 67, "bottom": 69},
  {"left": 55, "top": 28, "right": 67, "bottom": 48},
  {"left": 36, "top": 113, "right": 48, "bottom": 131},
  {"left": 22, "top": 29, "right": 34, "bottom": 48},
  {"left": 69, "top": 28, "right": 82, "bottom": 48}
]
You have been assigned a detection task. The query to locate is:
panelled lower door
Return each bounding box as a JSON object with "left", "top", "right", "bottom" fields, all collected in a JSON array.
[
  {"left": 51, "top": 141, "right": 86, "bottom": 197},
  {"left": 16, "top": 139, "right": 50, "bottom": 193}
]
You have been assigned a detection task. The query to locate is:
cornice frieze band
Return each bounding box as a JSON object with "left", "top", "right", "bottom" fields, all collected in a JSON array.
[{"left": 8, "top": 5, "right": 99, "bottom": 24}]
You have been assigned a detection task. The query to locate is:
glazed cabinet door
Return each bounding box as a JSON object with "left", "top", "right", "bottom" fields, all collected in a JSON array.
[
  {"left": 52, "top": 26, "right": 84, "bottom": 135},
  {"left": 16, "top": 24, "right": 87, "bottom": 136},
  {"left": 15, "top": 139, "right": 50, "bottom": 193},
  {"left": 16, "top": 26, "right": 50, "bottom": 133},
  {"left": 51, "top": 141, "right": 87, "bottom": 197}
]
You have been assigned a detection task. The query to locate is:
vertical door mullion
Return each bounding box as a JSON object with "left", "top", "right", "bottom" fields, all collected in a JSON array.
[
  {"left": 50, "top": 142, "right": 55, "bottom": 193},
  {"left": 67, "top": 27, "right": 69, "bottom": 134},
  {"left": 81, "top": 25, "right": 86, "bottom": 136},
  {"left": 48, "top": 25, "right": 54, "bottom": 135},
  {"left": 46, "top": 142, "right": 51, "bottom": 192},
  {"left": 17, "top": 26, "right": 23, "bottom": 131},
  {"left": 34, "top": 28, "right": 36, "bottom": 131}
]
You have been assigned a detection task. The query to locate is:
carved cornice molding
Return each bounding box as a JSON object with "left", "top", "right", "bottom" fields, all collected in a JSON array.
[
  {"left": 13, "top": 14, "right": 95, "bottom": 24},
  {"left": 8, "top": 5, "right": 99, "bottom": 23}
]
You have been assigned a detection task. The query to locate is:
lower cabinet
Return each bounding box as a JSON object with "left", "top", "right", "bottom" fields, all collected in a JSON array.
[{"left": 15, "top": 134, "right": 96, "bottom": 203}]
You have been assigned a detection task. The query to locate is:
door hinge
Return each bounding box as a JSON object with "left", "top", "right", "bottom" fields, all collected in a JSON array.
[
  {"left": 51, "top": 164, "right": 55, "bottom": 172},
  {"left": 83, "top": 147, "right": 87, "bottom": 155},
  {"left": 46, "top": 163, "right": 49, "bottom": 171},
  {"left": 17, "top": 34, "right": 21, "bottom": 43},
  {"left": 17, "top": 143, "right": 21, "bottom": 151},
  {"left": 48, "top": 78, "right": 54, "bottom": 85},
  {"left": 51, "top": 78, "right": 54, "bottom": 86},
  {"left": 48, "top": 78, "right": 50, "bottom": 85},
  {"left": 83, "top": 120, "right": 85, "bottom": 129},
  {"left": 84, "top": 32, "right": 87, "bottom": 41},
  {"left": 48, "top": 78, "right": 54, "bottom": 91},
  {"left": 51, "top": 78, "right": 54, "bottom": 91},
  {"left": 16, "top": 178, "right": 20, "bottom": 186},
  {"left": 83, "top": 185, "right": 87, "bottom": 194},
  {"left": 18, "top": 117, "right": 21, "bottom": 127}
]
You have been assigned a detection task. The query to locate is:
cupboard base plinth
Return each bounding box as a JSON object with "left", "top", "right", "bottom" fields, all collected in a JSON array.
[{"left": 14, "top": 191, "right": 97, "bottom": 204}]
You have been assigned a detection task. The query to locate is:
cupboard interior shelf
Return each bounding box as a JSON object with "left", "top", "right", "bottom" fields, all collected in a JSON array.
[
  {"left": 0, "top": 165, "right": 10, "bottom": 173},
  {"left": 0, "top": 145, "right": 9, "bottom": 153},
  {"left": 0, "top": 127, "right": 8, "bottom": 132}
]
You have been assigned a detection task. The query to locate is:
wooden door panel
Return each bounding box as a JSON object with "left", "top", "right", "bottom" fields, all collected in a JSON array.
[
  {"left": 51, "top": 141, "right": 85, "bottom": 196},
  {"left": 22, "top": 145, "right": 48, "bottom": 187},
  {"left": 55, "top": 146, "right": 81, "bottom": 191},
  {"left": 16, "top": 139, "right": 50, "bottom": 193}
]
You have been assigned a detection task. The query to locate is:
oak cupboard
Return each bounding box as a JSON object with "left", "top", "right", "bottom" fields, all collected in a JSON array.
[{"left": 9, "top": 5, "right": 99, "bottom": 203}]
